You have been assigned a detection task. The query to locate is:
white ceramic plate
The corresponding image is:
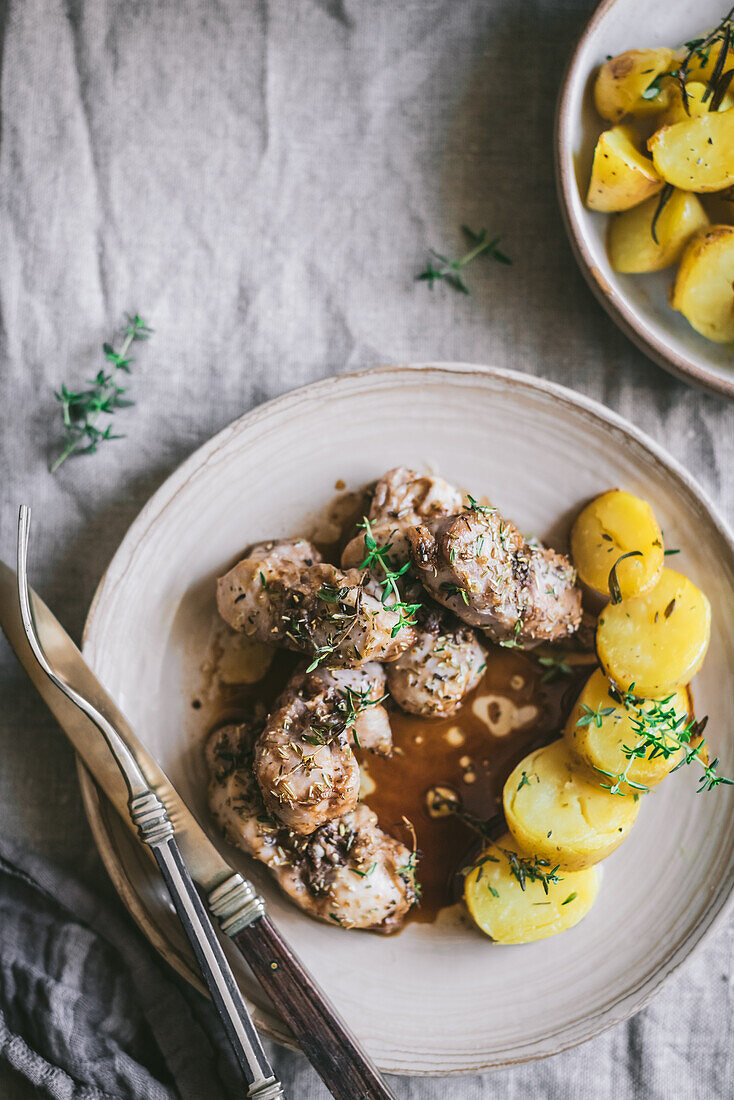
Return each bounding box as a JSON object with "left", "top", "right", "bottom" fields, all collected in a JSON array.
[
  {"left": 556, "top": 0, "right": 734, "bottom": 397},
  {"left": 80, "top": 364, "right": 734, "bottom": 1075}
]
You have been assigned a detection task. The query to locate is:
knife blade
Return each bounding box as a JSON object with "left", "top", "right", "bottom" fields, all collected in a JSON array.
[{"left": 0, "top": 558, "right": 399, "bottom": 1100}]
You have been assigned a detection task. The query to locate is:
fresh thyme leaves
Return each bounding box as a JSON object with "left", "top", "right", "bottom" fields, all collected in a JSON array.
[
  {"left": 517, "top": 770, "right": 539, "bottom": 791},
  {"left": 417, "top": 225, "right": 511, "bottom": 295},
  {"left": 537, "top": 652, "right": 574, "bottom": 683},
  {"left": 594, "top": 690, "right": 732, "bottom": 796},
  {"left": 641, "top": 73, "right": 668, "bottom": 99},
  {"left": 651, "top": 183, "right": 674, "bottom": 244},
  {"left": 502, "top": 850, "right": 562, "bottom": 894},
  {"left": 51, "top": 313, "right": 152, "bottom": 472},
  {"left": 465, "top": 494, "right": 497, "bottom": 515},
  {"left": 608, "top": 550, "right": 643, "bottom": 604},
  {"left": 359, "top": 517, "right": 421, "bottom": 637},
  {"left": 304, "top": 684, "right": 387, "bottom": 747},
  {"left": 440, "top": 581, "right": 470, "bottom": 605},
  {"left": 397, "top": 816, "right": 422, "bottom": 900},
  {"left": 664, "top": 548, "right": 681, "bottom": 556},
  {"left": 576, "top": 702, "right": 617, "bottom": 729},
  {"left": 561, "top": 891, "right": 578, "bottom": 906},
  {"left": 499, "top": 619, "right": 523, "bottom": 649},
  {"left": 352, "top": 861, "right": 377, "bottom": 879}
]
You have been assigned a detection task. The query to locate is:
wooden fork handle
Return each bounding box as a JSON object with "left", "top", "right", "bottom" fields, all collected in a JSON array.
[{"left": 233, "top": 916, "right": 398, "bottom": 1100}]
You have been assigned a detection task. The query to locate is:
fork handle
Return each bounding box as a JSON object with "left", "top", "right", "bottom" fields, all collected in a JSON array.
[
  {"left": 233, "top": 917, "right": 397, "bottom": 1100},
  {"left": 150, "top": 837, "right": 284, "bottom": 1098}
]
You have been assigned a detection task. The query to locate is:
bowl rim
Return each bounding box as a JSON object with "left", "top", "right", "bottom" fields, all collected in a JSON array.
[
  {"left": 78, "top": 361, "right": 734, "bottom": 1073},
  {"left": 554, "top": 0, "right": 734, "bottom": 399}
]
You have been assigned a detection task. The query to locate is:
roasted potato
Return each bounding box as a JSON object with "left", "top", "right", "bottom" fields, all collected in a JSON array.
[
  {"left": 670, "top": 225, "right": 734, "bottom": 342},
  {"left": 570, "top": 490, "right": 664, "bottom": 597},
  {"left": 464, "top": 831, "right": 601, "bottom": 944},
  {"left": 648, "top": 109, "right": 734, "bottom": 192},
  {"left": 608, "top": 189, "right": 709, "bottom": 273},
  {"left": 685, "top": 43, "right": 734, "bottom": 86},
  {"left": 596, "top": 568, "right": 711, "bottom": 696},
  {"left": 503, "top": 739, "right": 640, "bottom": 872},
  {"left": 587, "top": 126, "right": 665, "bottom": 212},
  {"left": 659, "top": 80, "right": 734, "bottom": 126},
  {"left": 594, "top": 48, "right": 676, "bottom": 122},
  {"left": 565, "top": 668, "right": 690, "bottom": 794}
]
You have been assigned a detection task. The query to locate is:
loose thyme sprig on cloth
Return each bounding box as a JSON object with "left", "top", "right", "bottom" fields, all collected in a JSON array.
[
  {"left": 417, "top": 225, "right": 511, "bottom": 295},
  {"left": 50, "top": 313, "right": 152, "bottom": 472}
]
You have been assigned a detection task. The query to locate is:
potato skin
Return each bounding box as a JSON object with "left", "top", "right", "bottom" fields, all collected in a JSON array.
[
  {"left": 565, "top": 668, "right": 690, "bottom": 794},
  {"left": 587, "top": 126, "right": 664, "bottom": 212},
  {"left": 596, "top": 568, "right": 711, "bottom": 696},
  {"left": 608, "top": 190, "right": 709, "bottom": 273},
  {"left": 503, "top": 739, "right": 640, "bottom": 872},
  {"left": 570, "top": 490, "right": 664, "bottom": 597},
  {"left": 670, "top": 225, "right": 734, "bottom": 343},
  {"left": 464, "top": 832, "right": 601, "bottom": 944},
  {"left": 594, "top": 48, "right": 676, "bottom": 122},
  {"left": 649, "top": 110, "right": 734, "bottom": 192}
]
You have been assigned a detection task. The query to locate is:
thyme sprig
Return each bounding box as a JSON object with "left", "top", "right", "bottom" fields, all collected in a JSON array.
[
  {"left": 536, "top": 652, "right": 574, "bottom": 683},
  {"left": 590, "top": 687, "right": 732, "bottom": 796},
  {"left": 51, "top": 313, "right": 152, "bottom": 472},
  {"left": 358, "top": 517, "right": 421, "bottom": 637},
  {"left": 417, "top": 225, "right": 511, "bottom": 295},
  {"left": 301, "top": 684, "right": 387, "bottom": 749}
]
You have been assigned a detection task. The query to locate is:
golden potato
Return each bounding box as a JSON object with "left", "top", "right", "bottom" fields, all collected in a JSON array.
[
  {"left": 648, "top": 109, "right": 734, "bottom": 192},
  {"left": 464, "top": 832, "right": 601, "bottom": 944},
  {"left": 659, "top": 81, "right": 734, "bottom": 126},
  {"left": 608, "top": 189, "right": 709, "bottom": 273},
  {"left": 565, "top": 668, "right": 690, "bottom": 794},
  {"left": 587, "top": 126, "right": 665, "bottom": 212},
  {"left": 594, "top": 48, "right": 676, "bottom": 122},
  {"left": 685, "top": 43, "right": 734, "bottom": 86},
  {"left": 670, "top": 225, "right": 734, "bottom": 342},
  {"left": 570, "top": 490, "right": 664, "bottom": 597},
  {"left": 503, "top": 739, "right": 640, "bottom": 872},
  {"left": 597, "top": 568, "right": 711, "bottom": 696}
]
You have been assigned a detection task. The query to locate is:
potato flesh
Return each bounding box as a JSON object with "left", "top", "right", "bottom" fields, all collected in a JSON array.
[
  {"left": 503, "top": 739, "right": 640, "bottom": 871},
  {"left": 565, "top": 668, "right": 690, "bottom": 794},
  {"left": 464, "top": 832, "right": 600, "bottom": 944},
  {"left": 570, "top": 490, "right": 664, "bottom": 597},
  {"left": 608, "top": 189, "right": 709, "bottom": 273},
  {"left": 597, "top": 568, "right": 711, "bottom": 696},
  {"left": 594, "top": 48, "right": 676, "bottom": 122},
  {"left": 685, "top": 44, "right": 734, "bottom": 86},
  {"left": 660, "top": 81, "right": 734, "bottom": 127},
  {"left": 670, "top": 225, "right": 734, "bottom": 342},
  {"left": 587, "top": 126, "right": 664, "bottom": 212},
  {"left": 649, "top": 109, "right": 734, "bottom": 192}
]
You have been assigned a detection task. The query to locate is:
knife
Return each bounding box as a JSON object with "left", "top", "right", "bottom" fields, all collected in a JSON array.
[{"left": 0, "top": 553, "right": 398, "bottom": 1100}]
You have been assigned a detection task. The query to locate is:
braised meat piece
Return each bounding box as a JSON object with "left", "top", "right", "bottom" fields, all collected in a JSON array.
[
  {"left": 408, "top": 506, "right": 582, "bottom": 645},
  {"left": 217, "top": 539, "right": 415, "bottom": 667},
  {"left": 206, "top": 723, "right": 416, "bottom": 932},
  {"left": 253, "top": 663, "right": 390, "bottom": 834}
]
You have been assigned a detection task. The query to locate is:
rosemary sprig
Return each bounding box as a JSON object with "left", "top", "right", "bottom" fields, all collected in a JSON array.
[
  {"left": 51, "top": 314, "right": 152, "bottom": 472},
  {"left": 358, "top": 517, "right": 421, "bottom": 637},
  {"left": 417, "top": 225, "right": 511, "bottom": 295},
  {"left": 591, "top": 688, "right": 732, "bottom": 796},
  {"left": 674, "top": 9, "right": 734, "bottom": 113},
  {"left": 608, "top": 550, "right": 643, "bottom": 604}
]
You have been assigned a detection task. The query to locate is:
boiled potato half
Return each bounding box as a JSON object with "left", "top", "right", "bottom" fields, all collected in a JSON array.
[
  {"left": 570, "top": 490, "right": 664, "bottom": 598},
  {"left": 659, "top": 81, "right": 734, "bottom": 126},
  {"left": 464, "top": 832, "right": 600, "bottom": 944},
  {"left": 594, "top": 48, "right": 676, "bottom": 122},
  {"left": 670, "top": 225, "right": 734, "bottom": 342},
  {"left": 597, "top": 568, "right": 711, "bottom": 696},
  {"left": 608, "top": 189, "right": 709, "bottom": 273},
  {"left": 503, "top": 739, "right": 640, "bottom": 872},
  {"left": 649, "top": 109, "right": 734, "bottom": 192},
  {"left": 565, "top": 668, "right": 690, "bottom": 794},
  {"left": 587, "top": 126, "right": 664, "bottom": 212}
]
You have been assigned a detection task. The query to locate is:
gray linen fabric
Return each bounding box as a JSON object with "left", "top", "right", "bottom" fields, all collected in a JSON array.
[{"left": 0, "top": 0, "right": 732, "bottom": 1096}]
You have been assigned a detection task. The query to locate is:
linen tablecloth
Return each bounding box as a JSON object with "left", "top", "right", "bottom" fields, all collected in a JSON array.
[{"left": 1, "top": 1, "right": 732, "bottom": 1096}]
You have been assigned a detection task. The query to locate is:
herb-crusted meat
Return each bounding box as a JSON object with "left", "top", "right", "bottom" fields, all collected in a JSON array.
[
  {"left": 206, "top": 722, "right": 416, "bottom": 932},
  {"left": 408, "top": 506, "right": 582, "bottom": 645},
  {"left": 216, "top": 539, "right": 415, "bottom": 667},
  {"left": 386, "top": 604, "right": 486, "bottom": 718},
  {"left": 254, "top": 663, "right": 391, "bottom": 834}
]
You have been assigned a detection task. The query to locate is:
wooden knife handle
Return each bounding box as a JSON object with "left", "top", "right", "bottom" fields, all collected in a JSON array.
[{"left": 233, "top": 916, "right": 397, "bottom": 1100}]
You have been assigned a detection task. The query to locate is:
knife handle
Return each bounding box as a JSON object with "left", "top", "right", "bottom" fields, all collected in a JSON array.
[
  {"left": 233, "top": 917, "right": 397, "bottom": 1100},
  {"left": 149, "top": 837, "right": 284, "bottom": 1099}
]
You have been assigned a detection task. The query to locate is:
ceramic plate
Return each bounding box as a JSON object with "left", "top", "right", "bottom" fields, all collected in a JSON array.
[
  {"left": 80, "top": 364, "right": 734, "bottom": 1075},
  {"left": 556, "top": 0, "right": 734, "bottom": 397}
]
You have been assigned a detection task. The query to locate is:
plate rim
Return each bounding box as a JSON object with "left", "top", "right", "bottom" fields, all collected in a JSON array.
[
  {"left": 554, "top": 0, "right": 734, "bottom": 400},
  {"left": 78, "top": 361, "right": 734, "bottom": 1074}
]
